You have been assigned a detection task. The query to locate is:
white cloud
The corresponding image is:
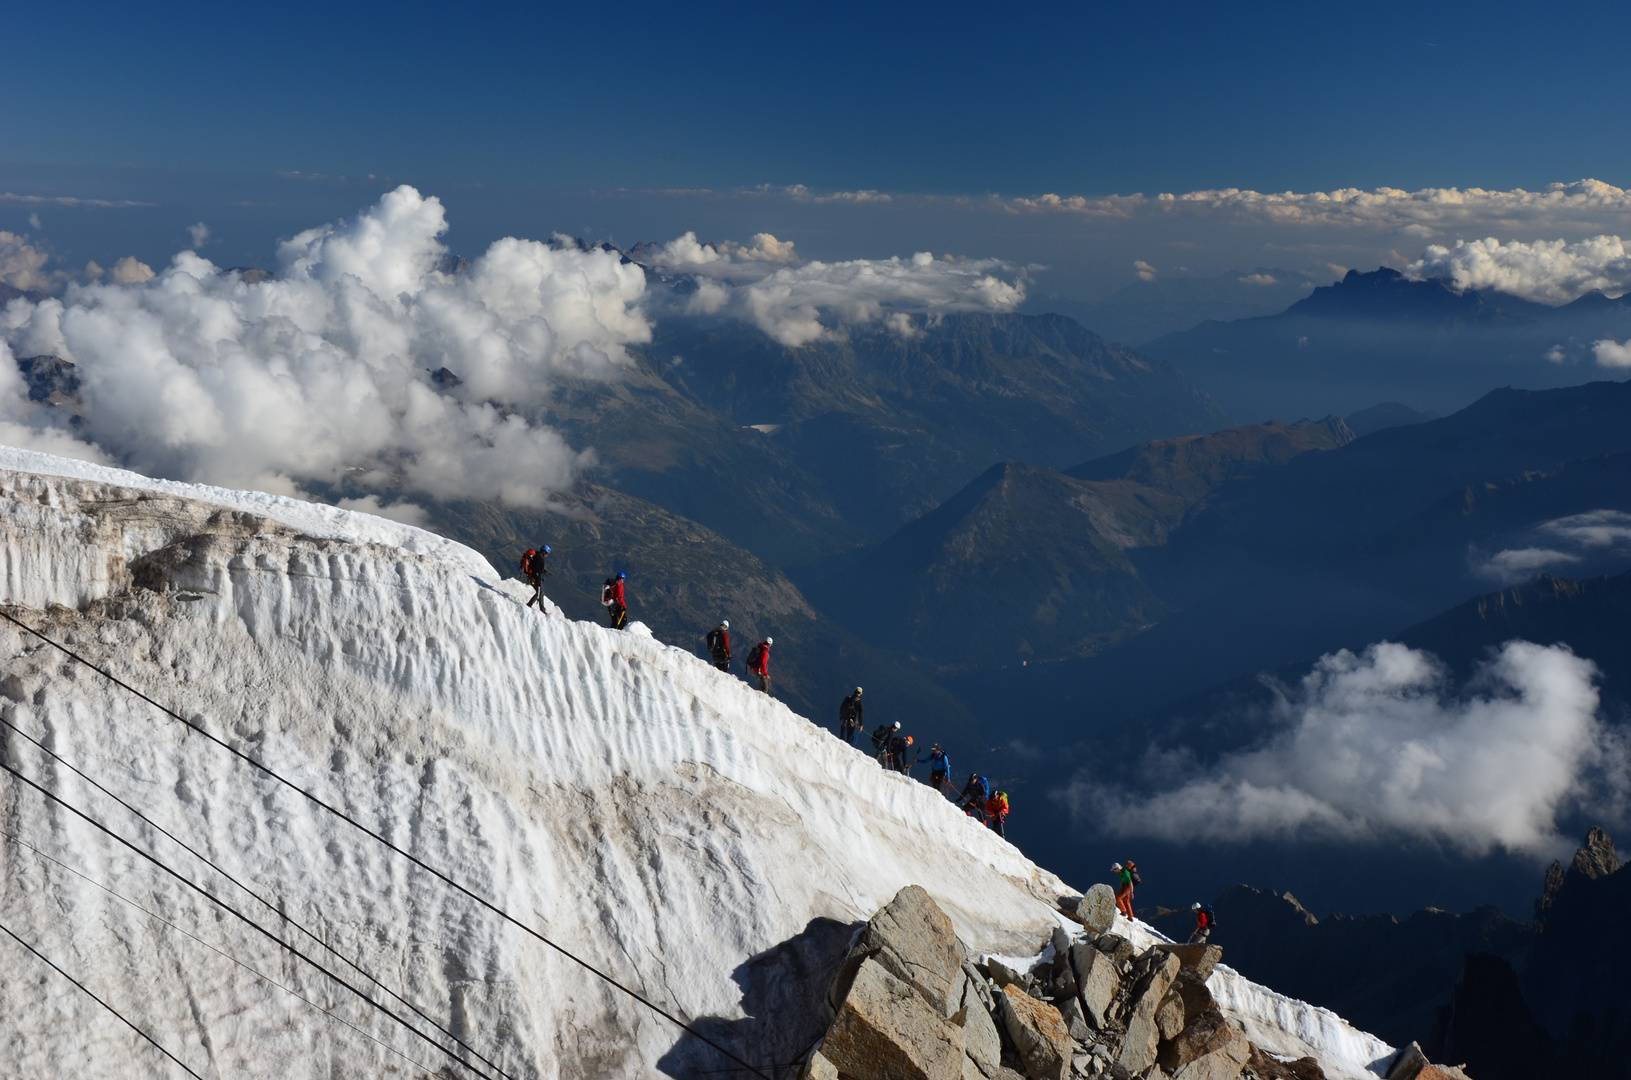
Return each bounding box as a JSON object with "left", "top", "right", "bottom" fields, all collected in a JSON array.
[
  {"left": 1474, "top": 510, "right": 1631, "bottom": 583},
  {"left": 0, "top": 185, "right": 650, "bottom": 508},
  {"left": 0, "top": 232, "right": 57, "bottom": 293},
  {"left": 1068, "top": 640, "right": 1612, "bottom": 856},
  {"left": 107, "top": 256, "right": 154, "bottom": 285},
  {"left": 1004, "top": 179, "right": 1631, "bottom": 234},
  {"left": 1595, "top": 338, "right": 1631, "bottom": 368},
  {"left": 187, "top": 222, "right": 210, "bottom": 249},
  {"left": 1240, "top": 273, "right": 1277, "bottom": 286},
  {"left": 1402, "top": 235, "right": 1631, "bottom": 303},
  {"left": 27, "top": 214, "right": 41, "bottom": 231},
  {"left": 1134, "top": 260, "right": 1157, "bottom": 282},
  {"left": 640, "top": 234, "right": 1025, "bottom": 347}
]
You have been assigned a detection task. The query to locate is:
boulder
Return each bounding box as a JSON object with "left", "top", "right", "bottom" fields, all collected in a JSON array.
[
  {"left": 1152, "top": 943, "right": 1224, "bottom": 982},
  {"left": 1051, "top": 924, "right": 1074, "bottom": 959},
  {"left": 1155, "top": 990, "right": 1186, "bottom": 1040},
  {"left": 1245, "top": 1045, "right": 1327, "bottom": 1080},
  {"left": 1077, "top": 884, "right": 1119, "bottom": 932},
  {"left": 988, "top": 958, "right": 1028, "bottom": 991},
  {"left": 840, "top": 885, "right": 968, "bottom": 1017},
  {"left": 1114, "top": 952, "right": 1182, "bottom": 1079},
  {"left": 1417, "top": 1068, "right": 1473, "bottom": 1080},
  {"left": 1159, "top": 1005, "right": 1235, "bottom": 1073},
  {"left": 802, "top": 1050, "right": 840, "bottom": 1080},
  {"left": 958, "top": 976, "right": 1003, "bottom": 1079},
  {"left": 1385, "top": 1043, "right": 1428, "bottom": 1080},
  {"left": 997, "top": 984, "right": 1074, "bottom": 1080},
  {"left": 1173, "top": 970, "right": 1215, "bottom": 1020},
  {"left": 822, "top": 957, "right": 967, "bottom": 1080},
  {"left": 1168, "top": 1026, "right": 1250, "bottom": 1080},
  {"left": 1055, "top": 994, "right": 1093, "bottom": 1043},
  {"left": 1069, "top": 943, "right": 1120, "bottom": 1030},
  {"left": 963, "top": 961, "right": 995, "bottom": 1013},
  {"left": 1095, "top": 933, "right": 1135, "bottom": 968}
]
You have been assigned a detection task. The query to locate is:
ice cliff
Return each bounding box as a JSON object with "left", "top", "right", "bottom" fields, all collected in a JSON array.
[{"left": 0, "top": 447, "right": 1395, "bottom": 1079}]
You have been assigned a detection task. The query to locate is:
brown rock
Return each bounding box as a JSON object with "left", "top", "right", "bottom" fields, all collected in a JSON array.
[
  {"left": 823, "top": 957, "right": 967, "bottom": 1080},
  {"left": 1055, "top": 993, "right": 1093, "bottom": 1043},
  {"left": 845, "top": 885, "right": 968, "bottom": 1017},
  {"left": 957, "top": 974, "right": 1002, "bottom": 1078},
  {"left": 1384, "top": 1042, "right": 1428, "bottom": 1080},
  {"left": 1416, "top": 1067, "right": 1473, "bottom": 1080},
  {"left": 1153, "top": 943, "right": 1224, "bottom": 982},
  {"left": 802, "top": 1049, "right": 840, "bottom": 1080},
  {"left": 1116, "top": 951, "right": 1182, "bottom": 1078},
  {"left": 1169, "top": 1025, "right": 1250, "bottom": 1080},
  {"left": 1173, "top": 970, "right": 1215, "bottom": 1020},
  {"left": 1244, "top": 1044, "right": 1326, "bottom": 1080},
  {"left": 1155, "top": 990, "right": 1186, "bottom": 1041},
  {"left": 1572, "top": 825, "right": 1621, "bottom": 879},
  {"left": 997, "top": 984, "right": 1074, "bottom": 1080},
  {"left": 1160, "top": 1004, "right": 1233, "bottom": 1073}
]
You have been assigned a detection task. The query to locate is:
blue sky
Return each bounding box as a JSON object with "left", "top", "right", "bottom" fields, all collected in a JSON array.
[{"left": 5, "top": 0, "right": 1631, "bottom": 307}]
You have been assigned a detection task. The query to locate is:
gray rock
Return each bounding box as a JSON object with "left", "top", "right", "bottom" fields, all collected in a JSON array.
[
  {"left": 1385, "top": 1043, "right": 1430, "bottom": 1080},
  {"left": 822, "top": 957, "right": 967, "bottom": 1080},
  {"left": 959, "top": 975, "right": 1004, "bottom": 1079},
  {"left": 963, "top": 960, "right": 996, "bottom": 1013},
  {"left": 998, "top": 984, "right": 1074, "bottom": 1080},
  {"left": 1069, "top": 943, "right": 1120, "bottom": 1030},
  {"left": 1052, "top": 924, "right": 1074, "bottom": 960},
  {"left": 1077, "top": 884, "right": 1119, "bottom": 932},
  {"left": 1094, "top": 933, "right": 1134, "bottom": 967},
  {"left": 1159, "top": 1004, "right": 1233, "bottom": 1074},
  {"left": 964, "top": 1056, "right": 987, "bottom": 1080},
  {"left": 1155, "top": 990, "right": 1185, "bottom": 1041},
  {"left": 988, "top": 958, "right": 1027, "bottom": 991},
  {"left": 1114, "top": 951, "right": 1181, "bottom": 1079},
  {"left": 1173, "top": 970, "right": 1215, "bottom": 1021},
  {"left": 1055, "top": 994, "right": 1093, "bottom": 1043},
  {"left": 801, "top": 1049, "right": 839, "bottom": 1080}
]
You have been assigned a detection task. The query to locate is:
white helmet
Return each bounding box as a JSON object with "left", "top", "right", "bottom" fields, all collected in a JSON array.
[
  {"left": 892, "top": 721, "right": 901, "bottom": 730},
  {"left": 855, "top": 686, "right": 863, "bottom": 694},
  {"left": 1191, "top": 902, "right": 1202, "bottom": 910},
  {"left": 1111, "top": 862, "right": 1122, "bottom": 871},
  {"left": 765, "top": 637, "right": 773, "bottom": 646},
  {"left": 721, "top": 619, "right": 729, "bottom": 628}
]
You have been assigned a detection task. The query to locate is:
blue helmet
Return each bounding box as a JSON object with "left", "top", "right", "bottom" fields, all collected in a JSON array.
[
  {"left": 617, "top": 571, "right": 626, "bottom": 579},
  {"left": 543, "top": 544, "right": 552, "bottom": 554}
]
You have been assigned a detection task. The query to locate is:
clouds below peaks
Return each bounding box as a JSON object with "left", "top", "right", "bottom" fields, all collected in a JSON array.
[
  {"left": 642, "top": 232, "right": 1026, "bottom": 347},
  {"left": 1403, "top": 235, "right": 1631, "bottom": 304},
  {"left": 1069, "top": 640, "right": 1616, "bottom": 857},
  {"left": 0, "top": 185, "right": 649, "bottom": 507},
  {"left": 1473, "top": 510, "right": 1631, "bottom": 585}
]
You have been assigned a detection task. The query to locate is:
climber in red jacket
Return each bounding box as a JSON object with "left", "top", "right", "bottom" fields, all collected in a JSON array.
[
  {"left": 747, "top": 638, "right": 772, "bottom": 694},
  {"left": 602, "top": 572, "right": 627, "bottom": 629}
]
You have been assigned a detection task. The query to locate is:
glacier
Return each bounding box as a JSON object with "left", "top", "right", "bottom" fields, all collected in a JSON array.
[{"left": 0, "top": 446, "right": 1396, "bottom": 1079}]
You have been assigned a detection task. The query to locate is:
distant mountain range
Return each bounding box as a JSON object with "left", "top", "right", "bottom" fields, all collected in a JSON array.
[
  {"left": 1142, "top": 268, "right": 1631, "bottom": 422},
  {"left": 1038, "top": 267, "right": 1326, "bottom": 346}
]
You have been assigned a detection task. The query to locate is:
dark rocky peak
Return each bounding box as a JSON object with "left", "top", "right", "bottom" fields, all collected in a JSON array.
[
  {"left": 427, "top": 366, "right": 462, "bottom": 389},
  {"left": 226, "top": 267, "right": 273, "bottom": 284},
  {"left": 1285, "top": 266, "right": 1547, "bottom": 325},
  {"left": 1570, "top": 825, "right": 1620, "bottom": 881},
  {"left": 433, "top": 254, "right": 471, "bottom": 277},
  {"left": 16, "top": 354, "right": 79, "bottom": 405}
]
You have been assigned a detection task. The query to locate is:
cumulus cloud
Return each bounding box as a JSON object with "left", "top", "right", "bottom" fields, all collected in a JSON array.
[
  {"left": 0, "top": 232, "right": 57, "bottom": 293},
  {"left": 640, "top": 234, "right": 1025, "bottom": 347},
  {"left": 1068, "top": 641, "right": 1613, "bottom": 856},
  {"left": 0, "top": 185, "right": 650, "bottom": 507},
  {"left": 1473, "top": 510, "right": 1631, "bottom": 584},
  {"left": 187, "top": 222, "right": 210, "bottom": 249},
  {"left": 1133, "top": 260, "right": 1157, "bottom": 282},
  {"left": 1402, "top": 235, "right": 1631, "bottom": 303},
  {"left": 1004, "top": 179, "right": 1631, "bottom": 234},
  {"left": 1594, "top": 339, "right": 1631, "bottom": 368}
]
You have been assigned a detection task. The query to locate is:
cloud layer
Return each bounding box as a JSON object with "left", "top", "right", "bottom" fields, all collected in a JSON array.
[
  {"left": 1474, "top": 510, "right": 1631, "bottom": 584},
  {"left": 1402, "top": 235, "right": 1631, "bottom": 304},
  {"left": 0, "top": 185, "right": 649, "bottom": 507},
  {"left": 641, "top": 232, "right": 1026, "bottom": 346},
  {"left": 1068, "top": 640, "right": 1614, "bottom": 856}
]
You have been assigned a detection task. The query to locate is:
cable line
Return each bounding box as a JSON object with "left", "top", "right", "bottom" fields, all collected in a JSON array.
[
  {"left": 1, "top": 825, "right": 437, "bottom": 1076},
  {"left": 0, "top": 711, "right": 513, "bottom": 1080},
  {"left": 0, "top": 606, "right": 775, "bottom": 1080},
  {"left": 0, "top": 755, "right": 502, "bottom": 1080},
  {"left": 0, "top": 914, "right": 208, "bottom": 1080}
]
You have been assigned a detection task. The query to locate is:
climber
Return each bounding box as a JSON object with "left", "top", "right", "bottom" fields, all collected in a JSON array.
[
  {"left": 705, "top": 620, "right": 732, "bottom": 671},
  {"left": 985, "top": 790, "right": 1009, "bottom": 837},
  {"left": 519, "top": 546, "right": 551, "bottom": 610},
  {"left": 1188, "top": 902, "right": 1215, "bottom": 944},
  {"left": 871, "top": 721, "right": 900, "bottom": 764},
  {"left": 837, "top": 687, "right": 864, "bottom": 746},
  {"left": 602, "top": 572, "right": 627, "bottom": 629},
  {"left": 958, "top": 773, "right": 990, "bottom": 822},
  {"left": 1112, "top": 861, "right": 1136, "bottom": 920},
  {"left": 888, "top": 732, "right": 913, "bottom": 774},
  {"left": 926, "top": 744, "right": 949, "bottom": 794},
  {"left": 747, "top": 637, "right": 772, "bottom": 693}
]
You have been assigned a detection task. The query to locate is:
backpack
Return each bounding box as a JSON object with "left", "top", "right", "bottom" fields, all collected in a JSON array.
[
  {"left": 972, "top": 776, "right": 989, "bottom": 801},
  {"left": 601, "top": 579, "right": 614, "bottom": 605},
  {"left": 1199, "top": 905, "right": 1215, "bottom": 929},
  {"left": 1126, "top": 861, "right": 1142, "bottom": 886},
  {"left": 990, "top": 791, "right": 1009, "bottom": 814},
  {"left": 706, "top": 628, "right": 724, "bottom": 654},
  {"left": 747, "top": 643, "right": 766, "bottom": 670},
  {"left": 872, "top": 725, "right": 891, "bottom": 749},
  {"left": 520, "top": 551, "right": 535, "bottom": 575}
]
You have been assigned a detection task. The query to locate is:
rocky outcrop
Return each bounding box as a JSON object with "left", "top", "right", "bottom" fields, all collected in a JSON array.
[
  {"left": 805, "top": 886, "right": 1375, "bottom": 1080},
  {"left": 1078, "top": 885, "right": 1119, "bottom": 933}
]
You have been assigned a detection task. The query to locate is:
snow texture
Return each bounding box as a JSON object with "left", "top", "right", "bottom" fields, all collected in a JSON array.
[{"left": 0, "top": 448, "right": 1394, "bottom": 1079}]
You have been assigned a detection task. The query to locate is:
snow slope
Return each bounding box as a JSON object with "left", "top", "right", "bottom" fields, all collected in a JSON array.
[{"left": 0, "top": 448, "right": 1395, "bottom": 1079}]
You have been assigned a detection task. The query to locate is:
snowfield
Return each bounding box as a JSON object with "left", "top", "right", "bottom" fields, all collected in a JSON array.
[{"left": 0, "top": 447, "right": 1396, "bottom": 1079}]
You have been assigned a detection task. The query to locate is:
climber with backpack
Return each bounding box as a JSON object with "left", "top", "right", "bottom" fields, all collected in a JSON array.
[
  {"left": 1112, "top": 861, "right": 1137, "bottom": 920},
  {"left": 747, "top": 637, "right": 772, "bottom": 693},
  {"left": 888, "top": 732, "right": 913, "bottom": 774},
  {"left": 984, "top": 790, "right": 1009, "bottom": 837},
  {"left": 705, "top": 620, "right": 732, "bottom": 671},
  {"left": 519, "top": 546, "right": 551, "bottom": 611},
  {"left": 871, "top": 721, "right": 900, "bottom": 764},
  {"left": 602, "top": 572, "right": 627, "bottom": 629},
  {"left": 1189, "top": 902, "right": 1216, "bottom": 945},
  {"left": 837, "top": 687, "right": 864, "bottom": 745},
  {"left": 926, "top": 744, "right": 949, "bottom": 794},
  {"left": 958, "top": 773, "right": 990, "bottom": 822}
]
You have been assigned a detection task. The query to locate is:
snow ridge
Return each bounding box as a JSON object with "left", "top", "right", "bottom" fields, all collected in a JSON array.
[{"left": 0, "top": 449, "right": 1392, "bottom": 1079}]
